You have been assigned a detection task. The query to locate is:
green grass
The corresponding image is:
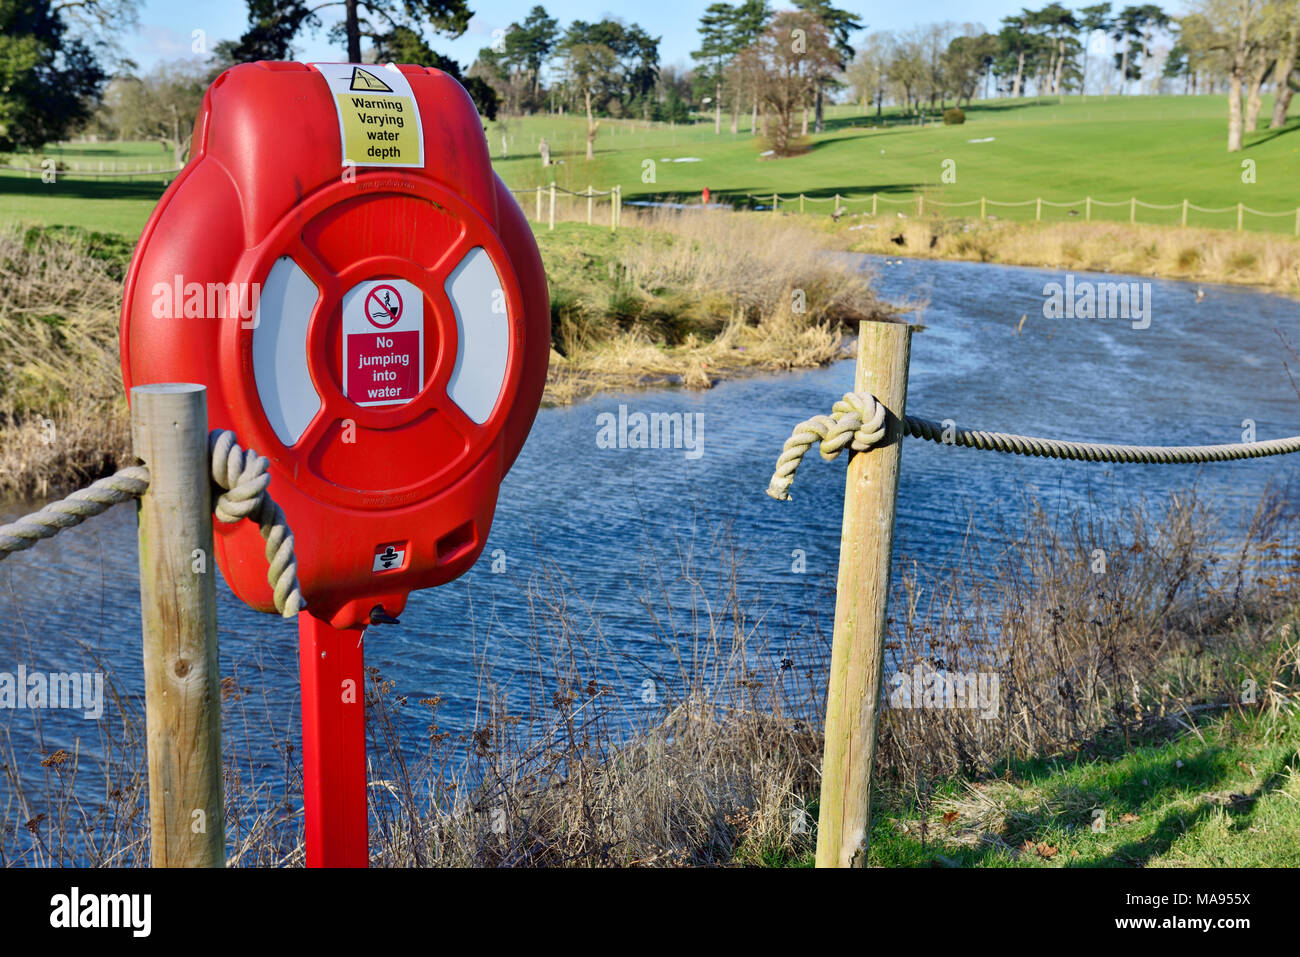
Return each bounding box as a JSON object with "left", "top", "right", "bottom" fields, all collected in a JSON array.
[
  {"left": 4, "top": 94, "right": 1299, "bottom": 238},
  {"left": 489, "top": 95, "right": 1300, "bottom": 233}
]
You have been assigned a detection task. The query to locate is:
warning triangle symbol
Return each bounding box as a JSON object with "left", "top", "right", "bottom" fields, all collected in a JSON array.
[{"left": 349, "top": 67, "right": 393, "bottom": 93}]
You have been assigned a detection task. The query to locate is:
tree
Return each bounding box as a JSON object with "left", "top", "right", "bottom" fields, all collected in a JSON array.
[
  {"left": 1186, "top": 0, "right": 1274, "bottom": 150},
  {"left": 558, "top": 22, "right": 619, "bottom": 159},
  {"left": 502, "top": 5, "right": 558, "bottom": 103},
  {"left": 97, "top": 60, "right": 207, "bottom": 163},
  {"left": 739, "top": 9, "right": 837, "bottom": 154},
  {"left": 998, "top": 11, "right": 1041, "bottom": 97},
  {"left": 1269, "top": 2, "right": 1298, "bottom": 127},
  {"left": 214, "top": 0, "right": 312, "bottom": 63},
  {"left": 846, "top": 32, "right": 894, "bottom": 116},
  {"left": 792, "top": 0, "right": 861, "bottom": 132},
  {"left": 1028, "top": 3, "right": 1080, "bottom": 99},
  {"left": 728, "top": 0, "right": 771, "bottom": 134},
  {"left": 693, "top": 2, "right": 737, "bottom": 134},
  {"left": 943, "top": 33, "right": 999, "bottom": 106},
  {"left": 1112, "top": 4, "right": 1170, "bottom": 94},
  {"left": 0, "top": 0, "right": 106, "bottom": 151},
  {"left": 370, "top": 25, "right": 498, "bottom": 119},
  {"left": 1077, "top": 3, "right": 1113, "bottom": 96}
]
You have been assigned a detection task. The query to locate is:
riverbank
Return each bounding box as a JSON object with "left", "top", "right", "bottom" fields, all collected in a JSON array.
[{"left": 829, "top": 213, "right": 1300, "bottom": 295}]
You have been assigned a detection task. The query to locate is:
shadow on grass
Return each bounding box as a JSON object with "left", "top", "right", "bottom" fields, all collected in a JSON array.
[
  {"left": 0, "top": 173, "right": 170, "bottom": 203},
  {"left": 881, "top": 709, "right": 1297, "bottom": 868}
]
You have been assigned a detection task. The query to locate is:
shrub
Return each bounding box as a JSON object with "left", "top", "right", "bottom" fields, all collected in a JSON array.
[{"left": 942, "top": 107, "right": 966, "bottom": 125}]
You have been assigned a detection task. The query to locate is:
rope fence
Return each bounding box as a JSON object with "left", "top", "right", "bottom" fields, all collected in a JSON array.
[
  {"left": 0, "top": 163, "right": 182, "bottom": 179},
  {"left": 767, "top": 390, "right": 1300, "bottom": 501},
  {"left": 0, "top": 428, "right": 304, "bottom": 617},
  {"left": 728, "top": 189, "right": 1300, "bottom": 235}
]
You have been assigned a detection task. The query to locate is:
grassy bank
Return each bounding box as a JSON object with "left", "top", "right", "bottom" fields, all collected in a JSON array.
[{"left": 830, "top": 213, "right": 1300, "bottom": 295}]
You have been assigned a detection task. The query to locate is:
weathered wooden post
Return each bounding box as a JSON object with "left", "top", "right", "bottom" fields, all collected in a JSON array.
[
  {"left": 587, "top": 184, "right": 594, "bottom": 225},
  {"left": 548, "top": 181, "right": 556, "bottom": 230},
  {"left": 535, "top": 185, "right": 542, "bottom": 222},
  {"left": 1237, "top": 202, "right": 1244, "bottom": 232},
  {"left": 1035, "top": 197, "right": 1042, "bottom": 221},
  {"left": 872, "top": 193, "right": 877, "bottom": 216},
  {"left": 131, "top": 383, "right": 223, "bottom": 868},
  {"left": 1085, "top": 196, "right": 1091, "bottom": 221},
  {"left": 917, "top": 195, "right": 924, "bottom": 217},
  {"left": 800, "top": 193, "right": 806, "bottom": 214},
  {"left": 980, "top": 196, "right": 986, "bottom": 220},
  {"left": 815, "top": 319, "right": 911, "bottom": 868},
  {"left": 1129, "top": 196, "right": 1136, "bottom": 224},
  {"left": 773, "top": 191, "right": 779, "bottom": 214},
  {"left": 1182, "top": 198, "right": 1189, "bottom": 227}
]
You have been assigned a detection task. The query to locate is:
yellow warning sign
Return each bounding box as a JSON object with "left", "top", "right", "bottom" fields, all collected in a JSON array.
[
  {"left": 310, "top": 63, "right": 425, "bottom": 168},
  {"left": 349, "top": 67, "right": 392, "bottom": 93},
  {"left": 335, "top": 93, "right": 419, "bottom": 164}
]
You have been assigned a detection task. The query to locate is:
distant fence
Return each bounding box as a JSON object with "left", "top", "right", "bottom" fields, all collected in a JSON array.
[
  {"left": 509, "top": 183, "right": 623, "bottom": 230},
  {"left": 746, "top": 191, "right": 1300, "bottom": 236},
  {"left": 0, "top": 162, "right": 182, "bottom": 182}
]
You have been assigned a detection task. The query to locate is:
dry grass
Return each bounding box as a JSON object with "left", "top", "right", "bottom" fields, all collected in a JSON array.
[
  {"left": 836, "top": 214, "right": 1300, "bottom": 294},
  {"left": 0, "top": 226, "right": 130, "bottom": 498},
  {"left": 542, "top": 209, "right": 896, "bottom": 405}
]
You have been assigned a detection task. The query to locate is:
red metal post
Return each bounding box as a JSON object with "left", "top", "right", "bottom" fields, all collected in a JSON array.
[{"left": 299, "top": 612, "right": 368, "bottom": 867}]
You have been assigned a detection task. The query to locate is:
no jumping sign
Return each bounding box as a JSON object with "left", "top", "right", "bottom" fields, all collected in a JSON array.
[{"left": 341, "top": 279, "right": 423, "bottom": 406}]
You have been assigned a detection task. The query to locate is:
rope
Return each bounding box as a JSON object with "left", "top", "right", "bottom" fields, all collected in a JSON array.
[
  {"left": 209, "top": 431, "right": 305, "bottom": 618},
  {"left": 0, "top": 467, "right": 150, "bottom": 558},
  {"left": 766, "top": 393, "right": 887, "bottom": 500},
  {"left": 768, "top": 391, "right": 1300, "bottom": 500},
  {"left": 0, "top": 430, "right": 304, "bottom": 618}
]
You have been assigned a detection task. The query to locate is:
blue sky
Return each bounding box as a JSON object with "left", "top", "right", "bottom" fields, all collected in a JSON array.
[{"left": 124, "top": 0, "right": 1181, "bottom": 74}]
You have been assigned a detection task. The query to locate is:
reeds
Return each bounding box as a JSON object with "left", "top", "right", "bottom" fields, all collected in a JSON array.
[{"left": 3, "top": 485, "right": 1294, "bottom": 867}]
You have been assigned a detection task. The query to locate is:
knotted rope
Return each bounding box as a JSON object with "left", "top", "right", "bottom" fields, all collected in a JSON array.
[
  {"left": 769, "top": 391, "right": 1300, "bottom": 500},
  {"left": 767, "top": 392, "right": 887, "bottom": 500},
  {"left": 209, "top": 430, "right": 305, "bottom": 618},
  {"left": 0, "top": 430, "right": 304, "bottom": 618}
]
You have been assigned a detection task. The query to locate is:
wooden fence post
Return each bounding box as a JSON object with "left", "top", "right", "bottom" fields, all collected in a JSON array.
[
  {"left": 917, "top": 195, "right": 924, "bottom": 217},
  {"left": 1085, "top": 196, "right": 1091, "bottom": 221},
  {"left": 535, "top": 186, "right": 542, "bottom": 222},
  {"left": 1182, "top": 199, "right": 1189, "bottom": 228},
  {"left": 773, "top": 191, "right": 779, "bottom": 214},
  {"left": 980, "top": 196, "right": 986, "bottom": 220},
  {"left": 131, "top": 383, "right": 223, "bottom": 868},
  {"left": 872, "top": 193, "right": 877, "bottom": 216},
  {"left": 815, "top": 319, "right": 912, "bottom": 868},
  {"left": 587, "top": 185, "right": 593, "bottom": 225},
  {"left": 1237, "top": 202, "right": 1244, "bottom": 232},
  {"left": 1130, "top": 196, "right": 1136, "bottom": 224},
  {"left": 800, "top": 193, "right": 805, "bottom": 214},
  {"left": 548, "top": 181, "right": 556, "bottom": 230},
  {"left": 1035, "top": 197, "right": 1042, "bottom": 221}
]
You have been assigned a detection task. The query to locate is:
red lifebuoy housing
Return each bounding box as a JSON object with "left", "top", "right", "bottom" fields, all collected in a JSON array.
[{"left": 121, "top": 61, "right": 550, "bottom": 629}]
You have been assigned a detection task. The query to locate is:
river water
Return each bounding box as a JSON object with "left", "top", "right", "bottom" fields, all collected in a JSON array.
[{"left": 2, "top": 254, "right": 1298, "bottom": 850}]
